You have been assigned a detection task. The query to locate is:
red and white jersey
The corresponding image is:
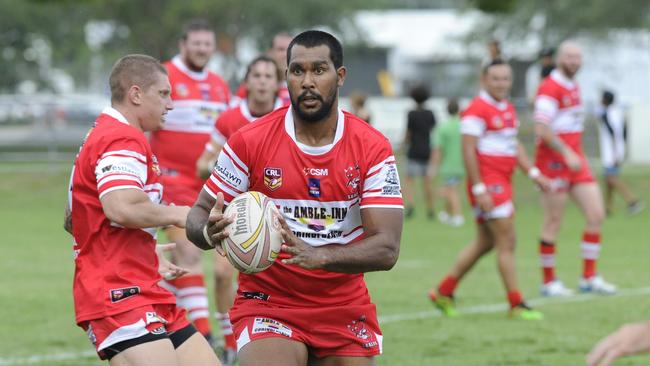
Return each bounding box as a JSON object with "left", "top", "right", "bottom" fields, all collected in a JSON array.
[
  {"left": 69, "top": 107, "right": 175, "bottom": 324},
  {"left": 230, "top": 81, "right": 291, "bottom": 108},
  {"left": 211, "top": 98, "right": 284, "bottom": 146},
  {"left": 204, "top": 106, "right": 403, "bottom": 307},
  {"left": 461, "top": 91, "right": 519, "bottom": 158},
  {"left": 534, "top": 69, "right": 584, "bottom": 134},
  {"left": 150, "top": 56, "right": 231, "bottom": 192}
]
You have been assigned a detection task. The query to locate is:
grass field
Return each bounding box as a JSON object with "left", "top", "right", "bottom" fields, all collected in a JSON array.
[{"left": 1, "top": 161, "right": 650, "bottom": 365}]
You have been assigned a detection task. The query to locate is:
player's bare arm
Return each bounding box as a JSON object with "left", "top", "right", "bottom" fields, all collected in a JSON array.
[
  {"left": 462, "top": 134, "right": 492, "bottom": 212},
  {"left": 186, "top": 189, "right": 232, "bottom": 252},
  {"left": 516, "top": 142, "right": 551, "bottom": 191},
  {"left": 195, "top": 140, "right": 222, "bottom": 180},
  {"left": 279, "top": 207, "right": 403, "bottom": 273},
  {"left": 429, "top": 147, "right": 441, "bottom": 177},
  {"left": 100, "top": 188, "right": 189, "bottom": 229},
  {"left": 63, "top": 205, "right": 73, "bottom": 234},
  {"left": 534, "top": 122, "right": 581, "bottom": 171}
]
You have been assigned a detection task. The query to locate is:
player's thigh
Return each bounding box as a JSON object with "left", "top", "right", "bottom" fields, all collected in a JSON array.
[
  {"left": 540, "top": 190, "right": 569, "bottom": 220},
  {"left": 486, "top": 217, "right": 515, "bottom": 250},
  {"left": 165, "top": 226, "right": 204, "bottom": 267},
  {"left": 175, "top": 332, "right": 221, "bottom": 366},
  {"left": 238, "top": 337, "right": 308, "bottom": 366},
  {"left": 213, "top": 252, "right": 235, "bottom": 279},
  {"left": 109, "top": 339, "right": 178, "bottom": 366},
  {"left": 310, "top": 355, "right": 375, "bottom": 366},
  {"left": 475, "top": 221, "right": 495, "bottom": 250},
  {"left": 570, "top": 182, "right": 605, "bottom": 219}
]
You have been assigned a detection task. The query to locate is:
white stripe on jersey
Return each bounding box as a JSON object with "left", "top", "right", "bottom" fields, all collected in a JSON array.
[
  {"left": 362, "top": 158, "right": 402, "bottom": 198},
  {"left": 95, "top": 154, "right": 148, "bottom": 187},
  {"left": 100, "top": 149, "right": 147, "bottom": 162},
  {"left": 272, "top": 198, "right": 363, "bottom": 247},
  {"left": 209, "top": 174, "right": 243, "bottom": 199},
  {"left": 98, "top": 185, "right": 143, "bottom": 199},
  {"left": 460, "top": 116, "right": 486, "bottom": 136},
  {"left": 366, "top": 155, "right": 395, "bottom": 177},
  {"left": 164, "top": 99, "right": 229, "bottom": 134},
  {"left": 476, "top": 127, "right": 518, "bottom": 157},
  {"left": 223, "top": 143, "right": 249, "bottom": 175},
  {"left": 97, "top": 174, "right": 142, "bottom": 189},
  {"left": 212, "top": 146, "right": 250, "bottom": 194},
  {"left": 359, "top": 204, "right": 404, "bottom": 209},
  {"left": 534, "top": 95, "right": 558, "bottom": 124}
]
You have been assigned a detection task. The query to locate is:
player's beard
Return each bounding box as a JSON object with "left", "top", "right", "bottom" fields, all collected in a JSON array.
[
  {"left": 183, "top": 54, "right": 207, "bottom": 72},
  {"left": 292, "top": 88, "right": 337, "bottom": 124}
]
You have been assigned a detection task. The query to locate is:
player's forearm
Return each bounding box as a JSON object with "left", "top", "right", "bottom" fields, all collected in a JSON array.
[
  {"left": 535, "top": 122, "right": 567, "bottom": 153},
  {"left": 113, "top": 201, "right": 184, "bottom": 228},
  {"left": 186, "top": 204, "right": 214, "bottom": 250},
  {"left": 462, "top": 141, "right": 481, "bottom": 185},
  {"left": 430, "top": 148, "right": 441, "bottom": 168},
  {"left": 318, "top": 232, "right": 401, "bottom": 273},
  {"left": 63, "top": 206, "right": 73, "bottom": 234}
]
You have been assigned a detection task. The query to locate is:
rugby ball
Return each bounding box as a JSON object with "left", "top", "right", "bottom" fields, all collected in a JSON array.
[{"left": 221, "top": 191, "right": 282, "bottom": 274}]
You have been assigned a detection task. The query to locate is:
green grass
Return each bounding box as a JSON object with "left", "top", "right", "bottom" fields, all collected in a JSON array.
[{"left": 1, "top": 164, "right": 650, "bottom": 365}]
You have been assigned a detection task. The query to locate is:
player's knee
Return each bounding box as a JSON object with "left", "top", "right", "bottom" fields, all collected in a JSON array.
[{"left": 586, "top": 209, "right": 604, "bottom": 228}]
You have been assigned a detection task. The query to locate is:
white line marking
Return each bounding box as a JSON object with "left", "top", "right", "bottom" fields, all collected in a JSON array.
[
  {"left": 3, "top": 287, "right": 650, "bottom": 365},
  {"left": 379, "top": 286, "right": 650, "bottom": 324}
]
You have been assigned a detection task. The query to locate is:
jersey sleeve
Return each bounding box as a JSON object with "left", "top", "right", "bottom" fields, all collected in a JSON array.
[
  {"left": 360, "top": 138, "right": 404, "bottom": 209},
  {"left": 432, "top": 124, "right": 443, "bottom": 147},
  {"left": 460, "top": 103, "right": 486, "bottom": 137},
  {"left": 203, "top": 131, "right": 250, "bottom": 204},
  {"left": 210, "top": 113, "right": 228, "bottom": 147},
  {"left": 95, "top": 138, "right": 149, "bottom": 199},
  {"left": 534, "top": 81, "right": 559, "bottom": 124}
]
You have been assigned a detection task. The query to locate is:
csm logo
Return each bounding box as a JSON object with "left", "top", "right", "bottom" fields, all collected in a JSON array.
[{"left": 303, "top": 167, "right": 328, "bottom": 176}]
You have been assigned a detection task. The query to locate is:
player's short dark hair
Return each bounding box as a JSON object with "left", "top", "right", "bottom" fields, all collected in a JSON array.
[
  {"left": 602, "top": 90, "right": 615, "bottom": 105},
  {"left": 287, "top": 30, "right": 343, "bottom": 69},
  {"left": 409, "top": 85, "right": 430, "bottom": 105},
  {"left": 181, "top": 18, "right": 213, "bottom": 41},
  {"left": 109, "top": 54, "right": 167, "bottom": 104},
  {"left": 447, "top": 98, "right": 459, "bottom": 115},
  {"left": 482, "top": 58, "right": 509, "bottom": 75},
  {"left": 245, "top": 55, "right": 281, "bottom": 81}
]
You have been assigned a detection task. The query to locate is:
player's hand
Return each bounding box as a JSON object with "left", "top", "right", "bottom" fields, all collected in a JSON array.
[
  {"left": 277, "top": 216, "right": 327, "bottom": 270},
  {"left": 476, "top": 192, "right": 493, "bottom": 213},
  {"left": 534, "top": 174, "right": 552, "bottom": 192},
  {"left": 587, "top": 321, "right": 650, "bottom": 366},
  {"left": 156, "top": 243, "right": 189, "bottom": 280},
  {"left": 171, "top": 205, "right": 191, "bottom": 228},
  {"left": 563, "top": 148, "right": 582, "bottom": 172},
  {"left": 206, "top": 192, "right": 233, "bottom": 256}
]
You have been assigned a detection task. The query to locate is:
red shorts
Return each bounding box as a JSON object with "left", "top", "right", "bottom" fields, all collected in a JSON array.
[
  {"left": 535, "top": 133, "right": 595, "bottom": 192},
  {"left": 162, "top": 182, "right": 202, "bottom": 206},
  {"left": 79, "top": 304, "right": 190, "bottom": 359},
  {"left": 468, "top": 156, "right": 515, "bottom": 223},
  {"left": 230, "top": 300, "right": 382, "bottom": 358}
]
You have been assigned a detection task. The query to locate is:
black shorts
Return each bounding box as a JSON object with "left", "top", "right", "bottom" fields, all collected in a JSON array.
[{"left": 102, "top": 324, "right": 197, "bottom": 360}]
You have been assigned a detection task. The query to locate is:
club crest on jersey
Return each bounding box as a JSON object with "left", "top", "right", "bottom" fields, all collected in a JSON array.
[
  {"left": 344, "top": 164, "right": 361, "bottom": 192},
  {"left": 492, "top": 116, "right": 503, "bottom": 128},
  {"left": 109, "top": 286, "right": 140, "bottom": 303},
  {"left": 175, "top": 83, "right": 189, "bottom": 97},
  {"left": 198, "top": 83, "right": 211, "bottom": 101},
  {"left": 151, "top": 155, "right": 161, "bottom": 176},
  {"left": 562, "top": 95, "right": 572, "bottom": 107},
  {"left": 308, "top": 178, "right": 321, "bottom": 198},
  {"left": 264, "top": 167, "right": 283, "bottom": 191}
]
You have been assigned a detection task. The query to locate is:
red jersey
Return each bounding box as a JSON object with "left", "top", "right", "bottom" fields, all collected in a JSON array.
[
  {"left": 204, "top": 106, "right": 403, "bottom": 307},
  {"left": 231, "top": 81, "right": 291, "bottom": 108},
  {"left": 211, "top": 98, "right": 284, "bottom": 146},
  {"left": 461, "top": 91, "right": 519, "bottom": 177},
  {"left": 150, "top": 56, "right": 231, "bottom": 196},
  {"left": 69, "top": 107, "right": 175, "bottom": 324}
]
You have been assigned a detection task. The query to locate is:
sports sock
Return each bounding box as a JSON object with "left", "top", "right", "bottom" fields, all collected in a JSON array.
[
  {"left": 507, "top": 290, "right": 523, "bottom": 308},
  {"left": 539, "top": 240, "right": 556, "bottom": 284},
  {"left": 581, "top": 231, "right": 601, "bottom": 279},
  {"left": 216, "top": 312, "right": 236, "bottom": 350},
  {"left": 174, "top": 274, "right": 212, "bottom": 337},
  {"left": 438, "top": 275, "right": 458, "bottom": 297}
]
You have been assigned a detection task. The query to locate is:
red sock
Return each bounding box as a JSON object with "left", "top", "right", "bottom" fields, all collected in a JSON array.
[
  {"left": 507, "top": 291, "right": 523, "bottom": 308},
  {"left": 216, "top": 312, "right": 236, "bottom": 350},
  {"left": 539, "top": 240, "right": 556, "bottom": 284},
  {"left": 174, "top": 274, "right": 212, "bottom": 337},
  {"left": 582, "top": 232, "right": 601, "bottom": 279},
  {"left": 438, "top": 275, "right": 458, "bottom": 297}
]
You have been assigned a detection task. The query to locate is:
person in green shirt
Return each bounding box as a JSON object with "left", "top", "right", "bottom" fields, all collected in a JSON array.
[{"left": 430, "top": 99, "right": 465, "bottom": 226}]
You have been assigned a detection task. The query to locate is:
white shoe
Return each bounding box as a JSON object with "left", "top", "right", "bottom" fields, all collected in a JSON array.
[
  {"left": 450, "top": 215, "right": 465, "bottom": 227},
  {"left": 540, "top": 279, "right": 575, "bottom": 297},
  {"left": 438, "top": 211, "right": 450, "bottom": 224},
  {"left": 579, "top": 275, "right": 617, "bottom": 295}
]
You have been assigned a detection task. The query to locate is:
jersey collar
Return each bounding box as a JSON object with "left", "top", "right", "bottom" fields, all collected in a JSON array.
[
  {"left": 550, "top": 69, "right": 576, "bottom": 89},
  {"left": 101, "top": 107, "right": 129, "bottom": 125},
  {"left": 479, "top": 90, "right": 508, "bottom": 111},
  {"left": 284, "top": 105, "right": 345, "bottom": 156},
  {"left": 172, "top": 55, "right": 208, "bottom": 81}
]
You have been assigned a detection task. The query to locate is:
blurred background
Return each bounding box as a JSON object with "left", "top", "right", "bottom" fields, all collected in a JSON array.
[{"left": 2, "top": 0, "right": 650, "bottom": 165}]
